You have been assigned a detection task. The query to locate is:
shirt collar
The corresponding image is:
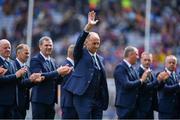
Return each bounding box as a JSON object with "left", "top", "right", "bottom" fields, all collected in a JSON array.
[
  {"left": 0, "top": 55, "right": 9, "bottom": 61},
  {"left": 88, "top": 51, "right": 97, "bottom": 57},
  {"left": 165, "top": 67, "right": 175, "bottom": 75},
  {"left": 16, "top": 58, "right": 26, "bottom": 67},
  {"left": 40, "top": 52, "right": 51, "bottom": 61},
  {"left": 123, "top": 59, "right": 132, "bottom": 68},
  {"left": 66, "top": 57, "right": 74, "bottom": 66},
  {"left": 140, "top": 64, "right": 151, "bottom": 71}
]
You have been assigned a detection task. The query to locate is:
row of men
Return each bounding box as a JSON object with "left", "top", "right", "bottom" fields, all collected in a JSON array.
[
  {"left": 62, "top": 11, "right": 180, "bottom": 119},
  {"left": 0, "top": 10, "right": 180, "bottom": 119},
  {"left": 114, "top": 48, "right": 180, "bottom": 119},
  {"left": 0, "top": 38, "right": 74, "bottom": 119},
  {"left": 0, "top": 11, "right": 107, "bottom": 119}
]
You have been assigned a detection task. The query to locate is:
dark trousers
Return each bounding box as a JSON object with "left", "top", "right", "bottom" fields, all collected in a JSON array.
[
  {"left": 0, "top": 105, "right": 13, "bottom": 119},
  {"left": 32, "top": 102, "right": 55, "bottom": 119},
  {"left": 73, "top": 95, "right": 103, "bottom": 119},
  {"left": 136, "top": 109, "right": 154, "bottom": 119},
  {"left": 116, "top": 106, "right": 137, "bottom": 119},
  {"left": 61, "top": 107, "right": 78, "bottom": 119},
  {"left": 159, "top": 112, "right": 179, "bottom": 119},
  {"left": 12, "top": 106, "right": 26, "bottom": 119}
]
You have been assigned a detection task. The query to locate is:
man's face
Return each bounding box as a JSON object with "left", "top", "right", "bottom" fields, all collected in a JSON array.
[
  {"left": 86, "top": 33, "right": 100, "bottom": 54},
  {"left": 141, "top": 54, "right": 152, "bottom": 69},
  {"left": 17, "top": 47, "right": 30, "bottom": 63},
  {"left": 130, "top": 49, "right": 139, "bottom": 65},
  {"left": 39, "top": 39, "right": 53, "bottom": 57},
  {"left": 0, "top": 41, "right": 11, "bottom": 59},
  {"left": 166, "top": 58, "right": 177, "bottom": 71}
]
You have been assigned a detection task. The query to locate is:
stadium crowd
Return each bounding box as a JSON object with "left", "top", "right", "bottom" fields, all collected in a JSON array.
[{"left": 0, "top": 0, "right": 179, "bottom": 77}]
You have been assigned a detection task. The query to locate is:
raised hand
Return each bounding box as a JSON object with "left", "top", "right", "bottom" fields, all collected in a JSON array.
[{"left": 84, "top": 11, "right": 99, "bottom": 32}]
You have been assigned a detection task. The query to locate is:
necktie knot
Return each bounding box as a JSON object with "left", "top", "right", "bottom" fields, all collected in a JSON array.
[
  {"left": 46, "top": 59, "right": 53, "bottom": 70},
  {"left": 4, "top": 60, "right": 10, "bottom": 67},
  {"left": 171, "top": 72, "right": 176, "bottom": 79},
  {"left": 130, "top": 66, "right": 134, "bottom": 71}
]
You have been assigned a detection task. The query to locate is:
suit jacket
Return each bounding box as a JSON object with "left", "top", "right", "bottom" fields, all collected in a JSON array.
[
  {"left": 64, "top": 31, "right": 109, "bottom": 110},
  {"left": 61, "top": 59, "right": 74, "bottom": 107},
  {"left": 13, "top": 60, "right": 34, "bottom": 109},
  {"left": 137, "top": 67, "right": 159, "bottom": 112},
  {"left": 0, "top": 57, "right": 17, "bottom": 105},
  {"left": 30, "top": 53, "right": 63, "bottom": 105},
  {"left": 113, "top": 61, "right": 141, "bottom": 109},
  {"left": 158, "top": 71, "right": 180, "bottom": 113}
]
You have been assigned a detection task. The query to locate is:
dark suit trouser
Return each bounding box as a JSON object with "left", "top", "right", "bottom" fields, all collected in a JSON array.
[
  {"left": 136, "top": 109, "right": 154, "bottom": 119},
  {"left": 73, "top": 95, "right": 103, "bottom": 119},
  {"left": 32, "top": 102, "right": 55, "bottom": 119},
  {"left": 61, "top": 107, "right": 78, "bottom": 119},
  {"left": 12, "top": 106, "right": 26, "bottom": 119},
  {"left": 159, "top": 112, "right": 179, "bottom": 119},
  {"left": 116, "top": 106, "right": 137, "bottom": 119},
  {"left": 0, "top": 105, "right": 13, "bottom": 119}
]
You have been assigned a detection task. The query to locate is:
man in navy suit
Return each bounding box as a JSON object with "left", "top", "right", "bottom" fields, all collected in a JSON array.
[
  {"left": 30, "top": 36, "right": 72, "bottom": 119},
  {"left": 137, "top": 52, "right": 165, "bottom": 118},
  {"left": 64, "top": 11, "right": 109, "bottom": 119},
  {"left": 61, "top": 44, "right": 78, "bottom": 119},
  {"left": 157, "top": 55, "right": 180, "bottom": 119},
  {"left": 0, "top": 39, "right": 27, "bottom": 119},
  {"left": 12, "top": 44, "right": 44, "bottom": 119},
  {"left": 113, "top": 46, "right": 150, "bottom": 119}
]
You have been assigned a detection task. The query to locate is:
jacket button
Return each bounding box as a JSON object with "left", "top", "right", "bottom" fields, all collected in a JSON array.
[{"left": 88, "top": 81, "right": 90, "bottom": 83}]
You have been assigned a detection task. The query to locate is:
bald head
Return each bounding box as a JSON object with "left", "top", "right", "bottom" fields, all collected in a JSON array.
[
  {"left": 85, "top": 32, "right": 100, "bottom": 54},
  {"left": 67, "top": 44, "right": 75, "bottom": 60},
  {"left": 0, "top": 39, "right": 11, "bottom": 59},
  {"left": 165, "top": 55, "right": 177, "bottom": 72}
]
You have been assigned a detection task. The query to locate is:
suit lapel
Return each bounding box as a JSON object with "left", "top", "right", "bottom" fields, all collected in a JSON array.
[
  {"left": 122, "top": 61, "right": 137, "bottom": 80},
  {"left": 38, "top": 53, "right": 52, "bottom": 71},
  {"left": 50, "top": 59, "right": 56, "bottom": 70}
]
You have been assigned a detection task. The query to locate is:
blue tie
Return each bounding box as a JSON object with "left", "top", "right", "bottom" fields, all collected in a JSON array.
[
  {"left": 92, "top": 55, "right": 100, "bottom": 70},
  {"left": 4, "top": 60, "right": 13, "bottom": 73},
  {"left": 46, "top": 60, "right": 53, "bottom": 70}
]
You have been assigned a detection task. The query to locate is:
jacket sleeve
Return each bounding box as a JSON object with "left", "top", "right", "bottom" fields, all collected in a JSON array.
[
  {"left": 0, "top": 74, "right": 17, "bottom": 84},
  {"left": 30, "top": 57, "right": 60, "bottom": 82},
  {"left": 74, "top": 31, "right": 89, "bottom": 66},
  {"left": 114, "top": 65, "right": 141, "bottom": 90}
]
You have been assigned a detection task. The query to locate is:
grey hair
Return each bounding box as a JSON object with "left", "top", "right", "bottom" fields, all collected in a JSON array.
[
  {"left": 123, "top": 46, "right": 137, "bottom": 58},
  {"left": 39, "top": 36, "right": 52, "bottom": 45}
]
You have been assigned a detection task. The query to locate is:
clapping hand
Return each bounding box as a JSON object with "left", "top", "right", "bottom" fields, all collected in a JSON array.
[
  {"left": 0, "top": 66, "right": 7, "bottom": 76},
  {"left": 57, "top": 65, "right": 73, "bottom": 77},
  {"left": 29, "top": 73, "right": 45, "bottom": 83}
]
